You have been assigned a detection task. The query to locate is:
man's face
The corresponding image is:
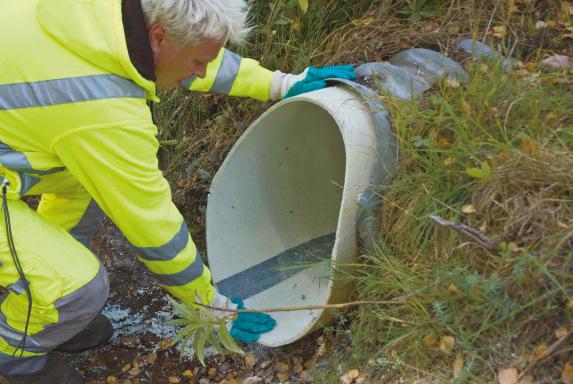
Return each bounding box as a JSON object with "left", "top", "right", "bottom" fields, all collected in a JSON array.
[{"left": 149, "top": 24, "right": 224, "bottom": 91}]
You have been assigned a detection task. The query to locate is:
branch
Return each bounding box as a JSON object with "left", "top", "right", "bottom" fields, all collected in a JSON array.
[
  {"left": 429, "top": 215, "right": 500, "bottom": 252},
  {"left": 196, "top": 300, "right": 405, "bottom": 314}
]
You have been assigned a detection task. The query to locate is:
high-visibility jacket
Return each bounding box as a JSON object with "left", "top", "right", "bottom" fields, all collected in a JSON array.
[{"left": 0, "top": 0, "right": 274, "bottom": 308}]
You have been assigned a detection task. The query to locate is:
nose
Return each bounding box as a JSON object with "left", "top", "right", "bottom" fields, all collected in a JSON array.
[{"left": 194, "top": 64, "right": 207, "bottom": 79}]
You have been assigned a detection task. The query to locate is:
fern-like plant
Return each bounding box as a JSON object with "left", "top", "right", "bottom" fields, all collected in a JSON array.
[{"left": 168, "top": 298, "right": 244, "bottom": 366}]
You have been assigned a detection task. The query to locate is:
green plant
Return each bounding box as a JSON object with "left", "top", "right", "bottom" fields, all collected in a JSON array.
[
  {"left": 397, "top": 0, "right": 439, "bottom": 22},
  {"left": 168, "top": 299, "right": 244, "bottom": 366}
]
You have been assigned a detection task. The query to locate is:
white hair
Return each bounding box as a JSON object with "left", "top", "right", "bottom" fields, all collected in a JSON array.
[{"left": 140, "top": 0, "right": 251, "bottom": 46}]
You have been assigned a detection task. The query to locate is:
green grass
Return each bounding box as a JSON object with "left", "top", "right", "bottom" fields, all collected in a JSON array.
[
  {"left": 314, "top": 58, "right": 573, "bottom": 383},
  {"left": 154, "top": 0, "right": 573, "bottom": 381}
]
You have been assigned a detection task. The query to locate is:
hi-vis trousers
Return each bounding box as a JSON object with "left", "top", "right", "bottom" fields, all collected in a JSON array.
[{"left": 0, "top": 196, "right": 109, "bottom": 375}]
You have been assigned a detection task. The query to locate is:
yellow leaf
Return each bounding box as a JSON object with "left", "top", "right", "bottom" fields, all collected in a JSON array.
[
  {"left": 563, "top": 361, "right": 573, "bottom": 384},
  {"left": 556, "top": 327, "right": 569, "bottom": 339},
  {"left": 448, "top": 283, "right": 461, "bottom": 295},
  {"left": 466, "top": 163, "right": 492, "bottom": 180},
  {"left": 462, "top": 204, "right": 477, "bottom": 214},
  {"left": 527, "top": 344, "right": 549, "bottom": 362},
  {"left": 424, "top": 334, "right": 437, "bottom": 348},
  {"left": 351, "top": 16, "right": 374, "bottom": 26},
  {"left": 298, "top": 0, "right": 309, "bottom": 14},
  {"left": 453, "top": 355, "right": 464, "bottom": 378},
  {"left": 443, "top": 157, "right": 454, "bottom": 166},
  {"left": 493, "top": 25, "right": 507, "bottom": 38},
  {"left": 439, "top": 336, "right": 455, "bottom": 354},
  {"left": 498, "top": 367, "right": 518, "bottom": 384}
]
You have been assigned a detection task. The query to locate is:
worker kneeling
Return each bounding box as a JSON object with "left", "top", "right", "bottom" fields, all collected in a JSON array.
[{"left": 0, "top": 0, "right": 355, "bottom": 383}]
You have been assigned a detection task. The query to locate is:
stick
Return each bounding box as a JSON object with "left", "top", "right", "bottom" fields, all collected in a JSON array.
[
  {"left": 429, "top": 215, "right": 500, "bottom": 252},
  {"left": 196, "top": 300, "right": 404, "bottom": 314}
]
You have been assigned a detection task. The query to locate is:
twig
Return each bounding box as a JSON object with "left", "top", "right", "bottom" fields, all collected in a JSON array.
[
  {"left": 518, "top": 330, "right": 573, "bottom": 379},
  {"left": 429, "top": 215, "right": 500, "bottom": 252},
  {"left": 196, "top": 300, "right": 404, "bottom": 314}
]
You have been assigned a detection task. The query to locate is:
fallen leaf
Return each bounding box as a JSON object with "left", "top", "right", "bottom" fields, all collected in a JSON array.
[
  {"left": 121, "top": 364, "right": 131, "bottom": 373},
  {"left": 453, "top": 355, "right": 464, "bottom": 378},
  {"left": 304, "top": 359, "right": 317, "bottom": 369},
  {"left": 424, "top": 334, "right": 438, "bottom": 347},
  {"left": 563, "top": 361, "right": 573, "bottom": 384},
  {"left": 245, "top": 354, "right": 257, "bottom": 370},
  {"left": 443, "top": 157, "right": 454, "bottom": 166},
  {"left": 183, "top": 370, "right": 194, "bottom": 378},
  {"left": 158, "top": 338, "right": 171, "bottom": 350},
  {"left": 462, "top": 204, "right": 477, "bottom": 214},
  {"left": 527, "top": 344, "right": 549, "bottom": 362},
  {"left": 446, "top": 78, "right": 461, "bottom": 88},
  {"left": 466, "top": 163, "right": 492, "bottom": 181},
  {"left": 106, "top": 377, "right": 118, "bottom": 384},
  {"left": 535, "top": 21, "right": 548, "bottom": 29},
  {"left": 340, "top": 370, "right": 360, "bottom": 384},
  {"left": 448, "top": 284, "right": 461, "bottom": 295},
  {"left": 498, "top": 368, "right": 518, "bottom": 384},
  {"left": 275, "top": 362, "right": 290, "bottom": 371},
  {"left": 437, "top": 137, "right": 450, "bottom": 148},
  {"left": 208, "top": 367, "right": 217, "bottom": 377},
  {"left": 128, "top": 368, "right": 140, "bottom": 377},
  {"left": 276, "top": 372, "right": 289, "bottom": 383},
  {"left": 562, "top": 1, "right": 573, "bottom": 15},
  {"left": 168, "top": 377, "right": 181, "bottom": 384},
  {"left": 439, "top": 336, "right": 455, "bottom": 354},
  {"left": 351, "top": 16, "right": 374, "bottom": 26},
  {"left": 521, "top": 138, "right": 537, "bottom": 153},
  {"left": 493, "top": 25, "right": 507, "bottom": 38}
]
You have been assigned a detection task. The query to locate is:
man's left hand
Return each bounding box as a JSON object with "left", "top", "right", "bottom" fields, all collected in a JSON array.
[{"left": 270, "top": 65, "right": 356, "bottom": 100}]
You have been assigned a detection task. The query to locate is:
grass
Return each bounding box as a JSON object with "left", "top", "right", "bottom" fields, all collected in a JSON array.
[
  {"left": 154, "top": 0, "right": 573, "bottom": 381},
  {"left": 317, "top": 60, "right": 572, "bottom": 382}
]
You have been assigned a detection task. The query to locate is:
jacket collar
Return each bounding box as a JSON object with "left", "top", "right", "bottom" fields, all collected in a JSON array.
[{"left": 122, "top": 0, "right": 156, "bottom": 81}]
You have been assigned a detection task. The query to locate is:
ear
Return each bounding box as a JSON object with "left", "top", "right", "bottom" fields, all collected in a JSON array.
[{"left": 148, "top": 23, "right": 167, "bottom": 55}]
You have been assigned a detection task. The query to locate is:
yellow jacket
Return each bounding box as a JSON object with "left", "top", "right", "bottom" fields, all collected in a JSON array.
[{"left": 0, "top": 0, "right": 274, "bottom": 307}]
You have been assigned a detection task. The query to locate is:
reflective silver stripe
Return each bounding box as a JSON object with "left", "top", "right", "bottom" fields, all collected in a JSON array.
[
  {"left": 19, "top": 173, "right": 40, "bottom": 194},
  {"left": 0, "top": 74, "right": 145, "bottom": 110},
  {"left": 6, "top": 277, "right": 28, "bottom": 296},
  {"left": 0, "top": 143, "right": 31, "bottom": 171},
  {"left": 0, "top": 354, "right": 48, "bottom": 375},
  {"left": 181, "top": 76, "right": 197, "bottom": 90},
  {"left": 135, "top": 221, "right": 189, "bottom": 261},
  {"left": 0, "top": 264, "right": 109, "bottom": 354},
  {"left": 0, "top": 143, "right": 65, "bottom": 175},
  {"left": 69, "top": 199, "right": 105, "bottom": 247},
  {"left": 0, "top": 311, "right": 44, "bottom": 353},
  {"left": 156, "top": 252, "right": 204, "bottom": 287},
  {"left": 210, "top": 49, "right": 241, "bottom": 95}
]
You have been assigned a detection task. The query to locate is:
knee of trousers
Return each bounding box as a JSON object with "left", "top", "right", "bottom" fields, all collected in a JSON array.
[{"left": 26, "top": 263, "right": 110, "bottom": 351}]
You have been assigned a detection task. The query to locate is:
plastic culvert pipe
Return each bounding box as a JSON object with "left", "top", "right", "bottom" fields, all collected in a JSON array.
[
  {"left": 206, "top": 40, "right": 500, "bottom": 346},
  {"left": 206, "top": 83, "right": 396, "bottom": 347}
]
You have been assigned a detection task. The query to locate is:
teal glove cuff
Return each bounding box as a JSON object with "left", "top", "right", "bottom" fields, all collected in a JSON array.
[
  {"left": 230, "top": 298, "right": 276, "bottom": 343},
  {"left": 284, "top": 65, "right": 356, "bottom": 99}
]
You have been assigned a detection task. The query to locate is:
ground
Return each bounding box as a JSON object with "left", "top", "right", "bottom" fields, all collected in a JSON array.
[{"left": 62, "top": 220, "right": 326, "bottom": 384}]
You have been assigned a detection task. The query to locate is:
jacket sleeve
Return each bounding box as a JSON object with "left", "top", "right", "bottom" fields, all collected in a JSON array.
[
  {"left": 183, "top": 48, "right": 275, "bottom": 101},
  {"left": 51, "top": 121, "right": 216, "bottom": 308}
]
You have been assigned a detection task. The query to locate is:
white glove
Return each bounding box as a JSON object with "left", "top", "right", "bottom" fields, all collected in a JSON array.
[
  {"left": 269, "top": 69, "right": 309, "bottom": 101},
  {"left": 207, "top": 291, "right": 238, "bottom": 321}
]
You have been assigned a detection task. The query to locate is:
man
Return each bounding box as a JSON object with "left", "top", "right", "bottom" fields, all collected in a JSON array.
[{"left": 0, "top": 0, "right": 355, "bottom": 383}]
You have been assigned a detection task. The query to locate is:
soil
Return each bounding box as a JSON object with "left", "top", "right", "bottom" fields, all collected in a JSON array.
[{"left": 61, "top": 219, "right": 325, "bottom": 384}]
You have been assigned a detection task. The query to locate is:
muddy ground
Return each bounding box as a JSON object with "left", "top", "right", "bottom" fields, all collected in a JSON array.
[{"left": 61, "top": 219, "right": 333, "bottom": 384}]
